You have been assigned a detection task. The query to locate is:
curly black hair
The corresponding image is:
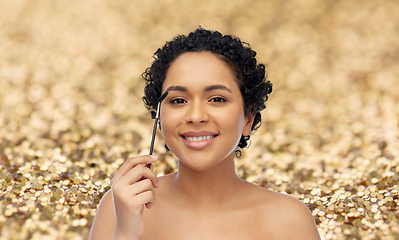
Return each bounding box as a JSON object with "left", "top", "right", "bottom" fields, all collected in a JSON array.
[{"left": 142, "top": 27, "right": 272, "bottom": 154}]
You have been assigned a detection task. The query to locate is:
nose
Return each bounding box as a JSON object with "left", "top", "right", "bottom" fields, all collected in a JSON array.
[{"left": 185, "top": 100, "right": 209, "bottom": 124}]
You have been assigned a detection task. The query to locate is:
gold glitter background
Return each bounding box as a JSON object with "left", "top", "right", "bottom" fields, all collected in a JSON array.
[{"left": 0, "top": 0, "right": 398, "bottom": 239}]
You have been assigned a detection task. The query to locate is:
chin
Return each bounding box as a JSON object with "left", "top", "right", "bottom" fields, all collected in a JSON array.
[
  {"left": 166, "top": 138, "right": 237, "bottom": 172},
  {"left": 180, "top": 162, "right": 219, "bottom": 172},
  {"left": 177, "top": 151, "right": 235, "bottom": 172}
]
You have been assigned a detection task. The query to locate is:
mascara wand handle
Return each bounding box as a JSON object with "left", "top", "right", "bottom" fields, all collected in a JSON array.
[
  {"left": 147, "top": 117, "right": 158, "bottom": 168},
  {"left": 146, "top": 92, "right": 168, "bottom": 169}
]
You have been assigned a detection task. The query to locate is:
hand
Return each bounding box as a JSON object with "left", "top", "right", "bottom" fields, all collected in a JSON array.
[{"left": 110, "top": 155, "right": 159, "bottom": 240}]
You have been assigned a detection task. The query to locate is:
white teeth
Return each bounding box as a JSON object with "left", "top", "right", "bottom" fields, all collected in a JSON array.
[{"left": 185, "top": 135, "right": 215, "bottom": 142}]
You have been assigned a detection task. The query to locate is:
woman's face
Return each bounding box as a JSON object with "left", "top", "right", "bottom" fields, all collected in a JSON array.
[{"left": 160, "top": 51, "right": 254, "bottom": 171}]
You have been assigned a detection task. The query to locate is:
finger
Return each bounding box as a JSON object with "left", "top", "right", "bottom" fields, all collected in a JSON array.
[
  {"left": 129, "top": 179, "right": 156, "bottom": 196},
  {"left": 135, "top": 191, "right": 156, "bottom": 210},
  {"left": 118, "top": 155, "right": 158, "bottom": 178},
  {"left": 146, "top": 201, "right": 155, "bottom": 209},
  {"left": 112, "top": 179, "right": 156, "bottom": 206},
  {"left": 116, "top": 164, "right": 159, "bottom": 188},
  {"left": 146, "top": 163, "right": 156, "bottom": 172},
  {"left": 111, "top": 155, "right": 158, "bottom": 185}
]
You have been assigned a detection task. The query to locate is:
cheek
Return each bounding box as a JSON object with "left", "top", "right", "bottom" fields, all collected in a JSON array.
[
  {"left": 159, "top": 115, "right": 171, "bottom": 135},
  {"left": 214, "top": 107, "right": 245, "bottom": 128},
  {"left": 159, "top": 108, "right": 181, "bottom": 137}
]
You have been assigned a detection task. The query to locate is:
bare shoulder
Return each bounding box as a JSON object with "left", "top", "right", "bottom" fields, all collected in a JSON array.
[
  {"left": 247, "top": 184, "right": 320, "bottom": 240},
  {"left": 89, "top": 190, "right": 116, "bottom": 240}
]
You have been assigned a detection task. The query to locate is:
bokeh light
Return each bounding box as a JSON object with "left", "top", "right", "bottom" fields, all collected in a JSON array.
[{"left": 0, "top": 0, "right": 398, "bottom": 239}]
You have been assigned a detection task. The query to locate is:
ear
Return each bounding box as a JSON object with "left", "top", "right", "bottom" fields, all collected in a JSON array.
[{"left": 242, "top": 113, "right": 255, "bottom": 136}]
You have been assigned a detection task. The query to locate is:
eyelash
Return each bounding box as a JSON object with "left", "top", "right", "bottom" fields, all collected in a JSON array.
[
  {"left": 169, "top": 97, "right": 226, "bottom": 104},
  {"left": 170, "top": 98, "right": 187, "bottom": 104},
  {"left": 209, "top": 97, "right": 226, "bottom": 102}
]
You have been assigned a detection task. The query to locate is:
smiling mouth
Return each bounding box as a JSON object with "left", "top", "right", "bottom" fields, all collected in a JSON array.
[{"left": 183, "top": 135, "right": 216, "bottom": 142}]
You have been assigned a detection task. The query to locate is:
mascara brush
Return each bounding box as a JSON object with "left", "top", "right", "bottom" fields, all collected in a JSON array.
[{"left": 147, "top": 91, "right": 169, "bottom": 168}]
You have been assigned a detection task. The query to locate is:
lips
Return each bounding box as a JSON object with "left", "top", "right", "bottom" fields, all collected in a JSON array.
[
  {"left": 184, "top": 135, "right": 215, "bottom": 142},
  {"left": 180, "top": 131, "right": 218, "bottom": 150}
]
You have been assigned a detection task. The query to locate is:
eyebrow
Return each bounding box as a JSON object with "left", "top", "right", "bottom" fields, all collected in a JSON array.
[
  {"left": 165, "top": 84, "right": 232, "bottom": 93},
  {"left": 165, "top": 85, "right": 188, "bottom": 92}
]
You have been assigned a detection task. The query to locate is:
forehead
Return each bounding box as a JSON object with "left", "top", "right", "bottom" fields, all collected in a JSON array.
[{"left": 162, "top": 51, "right": 240, "bottom": 92}]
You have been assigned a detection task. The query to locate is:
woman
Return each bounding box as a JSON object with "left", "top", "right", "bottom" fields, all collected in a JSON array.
[{"left": 90, "top": 27, "right": 320, "bottom": 240}]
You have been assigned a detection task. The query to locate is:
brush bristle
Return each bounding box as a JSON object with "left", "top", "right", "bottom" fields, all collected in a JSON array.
[{"left": 158, "top": 91, "right": 169, "bottom": 103}]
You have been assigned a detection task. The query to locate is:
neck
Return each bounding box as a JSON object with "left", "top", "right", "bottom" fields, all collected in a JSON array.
[{"left": 170, "top": 152, "right": 245, "bottom": 211}]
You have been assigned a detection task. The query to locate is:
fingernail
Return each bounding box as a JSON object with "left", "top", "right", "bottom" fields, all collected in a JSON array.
[{"left": 150, "top": 155, "right": 158, "bottom": 160}]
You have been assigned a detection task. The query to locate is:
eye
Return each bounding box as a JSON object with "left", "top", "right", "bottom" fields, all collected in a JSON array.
[
  {"left": 170, "top": 98, "right": 187, "bottom": 104},
  {"left": 209, "top": 97, "right": 226, "bottom": 102}
]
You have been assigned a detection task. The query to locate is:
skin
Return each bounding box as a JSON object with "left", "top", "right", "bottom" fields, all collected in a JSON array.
[{"left": 89, "top": 51, "right": 321, "bottom": 240}]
